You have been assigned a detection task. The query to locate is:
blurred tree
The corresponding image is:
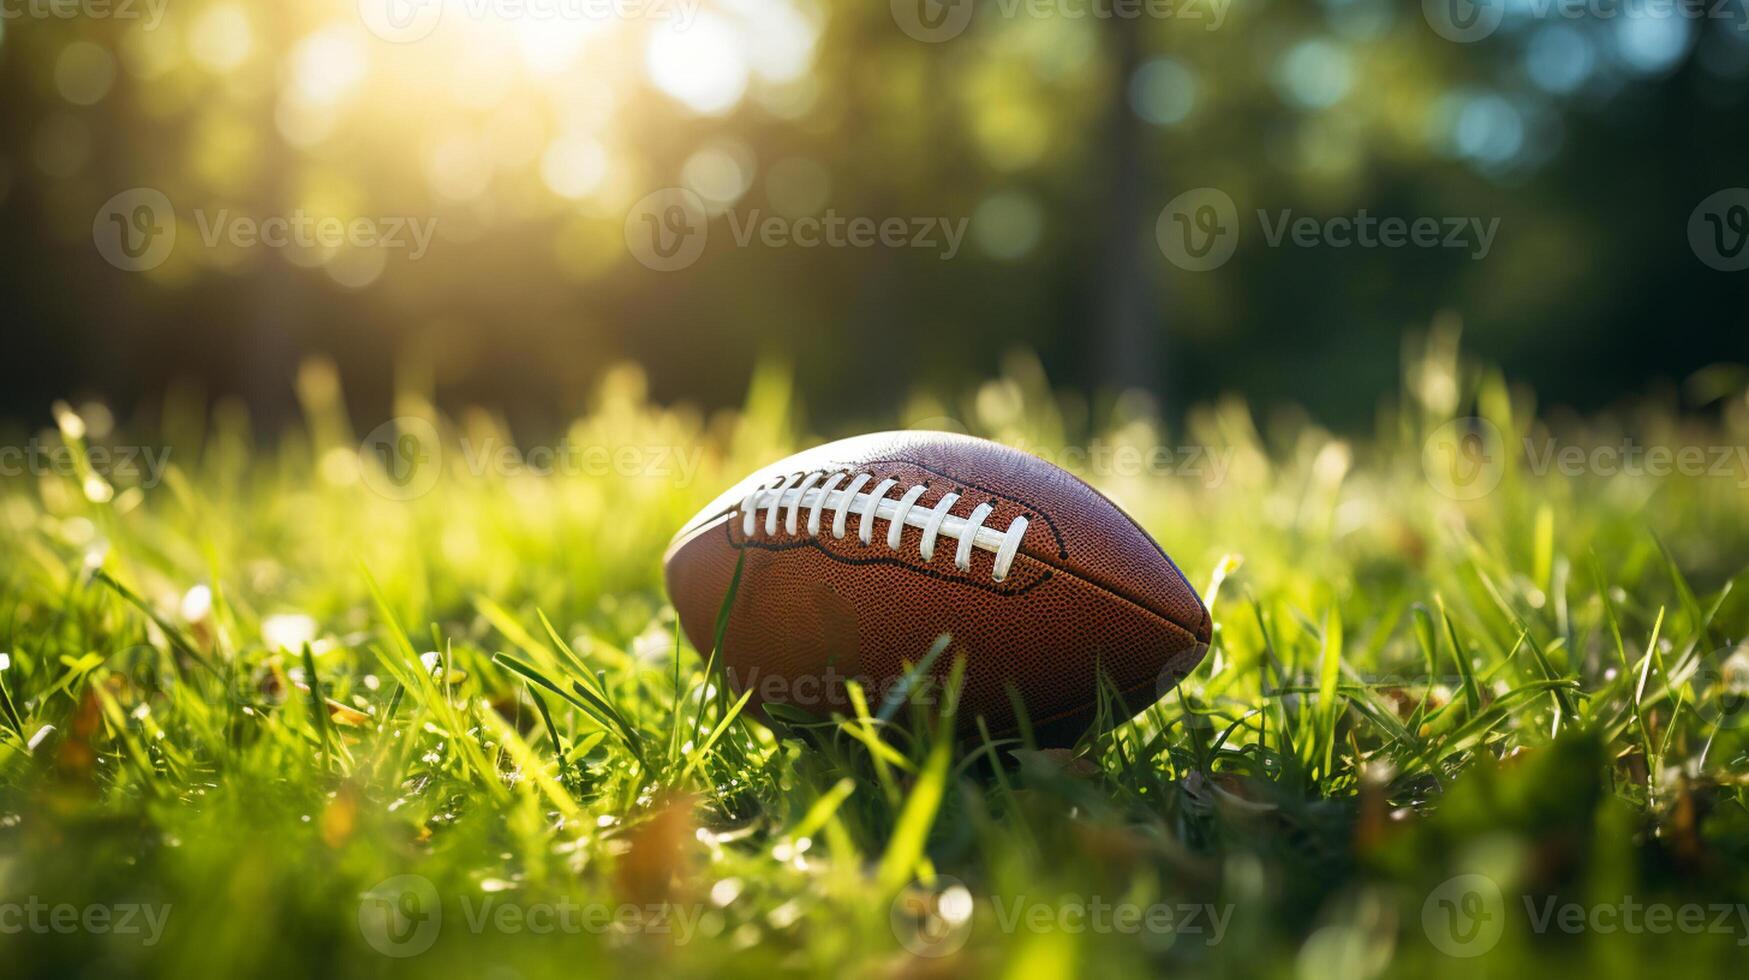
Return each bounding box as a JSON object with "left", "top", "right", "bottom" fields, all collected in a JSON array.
[{"left": 0, "top": 0, "right": 1744, "bottom": 430}]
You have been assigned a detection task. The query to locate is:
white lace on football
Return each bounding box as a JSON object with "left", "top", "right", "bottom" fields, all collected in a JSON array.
[{"left": 739, "top": 472, "right": 1031, "bottom": 582}]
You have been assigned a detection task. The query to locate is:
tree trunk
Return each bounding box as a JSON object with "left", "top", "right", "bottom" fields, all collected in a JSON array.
[{"left": 1094, "top": 17, "right": 1156, "bottom": 394}]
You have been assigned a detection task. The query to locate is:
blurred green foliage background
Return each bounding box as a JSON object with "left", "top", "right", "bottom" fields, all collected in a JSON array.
[{"left": 2, "top": 0, "right": 1746, "bottom": 433}]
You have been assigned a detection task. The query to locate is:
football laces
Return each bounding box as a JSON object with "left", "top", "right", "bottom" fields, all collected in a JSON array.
[{"left": 738, "top": 471, "right": 1030, "bottom": 582}]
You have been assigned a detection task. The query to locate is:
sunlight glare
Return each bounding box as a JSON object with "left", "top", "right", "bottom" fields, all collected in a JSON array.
[
  {"left": 541, "top": 134, "right": 609, "bottom": 200},
  {"left": 291, "top": 27, "right": 369, "bottom": 106},
  {"left": 645, "top": 14, "right": 749, "bottom": 116}
]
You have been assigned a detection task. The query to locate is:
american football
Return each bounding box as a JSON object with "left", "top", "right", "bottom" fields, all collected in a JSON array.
[{"left": 664, "top": 431, "right": 1212, "bottom": 745}]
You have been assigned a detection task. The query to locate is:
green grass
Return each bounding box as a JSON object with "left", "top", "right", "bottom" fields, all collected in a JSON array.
[{"left": 3, "top": 333, "right": 1748, "bottom": 978}]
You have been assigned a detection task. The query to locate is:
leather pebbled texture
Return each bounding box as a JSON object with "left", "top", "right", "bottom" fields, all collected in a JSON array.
[{"left": 664, "top": 431, "right": 1212, "bottom": 745}]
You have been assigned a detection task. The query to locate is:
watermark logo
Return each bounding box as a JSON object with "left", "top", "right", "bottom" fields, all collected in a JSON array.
[
  {"left": 0, "top": 898, "right": 173, "bottom": 946},
  {"left": 723, "top": 663, "right": 937, "bottom": 714},
  {"left": 1689, "top": 188, "right": 1749, "bottom": 272},
  {"left": 890, "top": 876, "right": 974, "bottom": 957},
  {"left": 626, "top": 188, "right": 969, "bottom": 270},
  {"left": 357, "top": 425, "right": 713, "bottom": 500},
  {"left": 358, "top": 0, "right": 444, "bottom": 42},
  {"left": 456, "top": 437, "right": 705, "bottom": 486},
  {"left": 359, "top": 875, "right": 443, "bottom": 957},
  {"left": 359, "top": 0, "right": 702, "bottom": 42},
  {"left": 95, "top": 190, "right": 437, "bottom": 271},
  {"left": 1422, "top": 878, "right": 1749, "bottom": 956},
  {"left": 892, "top": 0, "right": 1229, "bottom": 41},
  {"left": 889, "top": 881, "right": 1232, "bottom": 956},
  {"left": 1, "top": 0, "right": 169, "bottom": 27},
  {"left": 1523, "top": 439, "right": 1749, "bottom": 486},
  {"left": 359, "top": 417, "right": 444, "bottom": 501},
  {"left": 1693, "top": 642, "right": 1749, "bottom": 730},
  {"left": 194, "top": 210, "right": 436, "bottom": 259},
  {"left": 724, "top": 211, "right": 968, "bottom": 260},
  {"left": 625, "top": 188, "right": 709, "bottom": 272},
  {"left": 1422, "top": 874, "right": 1505, "bottom": 958},
  {"left": 891, "top": 0, "right": 977, "bottom": 42},
  {"left": 1422, "top": 0, "right": 1505, "bottom": 43},
  {"left": 1157, "top": 188, "right": 1239, "bottom": 272},
  {"left": 1424, "top": 421, "right": 1749, "bottom": 498},
  {"left": 1008, "top": 438, "right": 1233, "bottom": 486},
  {"left": 1422, "top": 417, "right": 1506, "bottom": 501},
  {"left": 358, "top": 875, "right": 706, "bottom": 955},
  {"left": 94, "top": 188, "right": 176, "bottom": 272},
  {"left": 1159, "top": 190, "right": 1501, "bottom": 271},
  {"left": 991, "top": 896, "right": 1232, "bottom": 943},
  {"left": 1428, "top": 1, "right": 1749, "bottom": 45},
  {"left": 0, "top": 438, "right": 172, "bottom": 488}
]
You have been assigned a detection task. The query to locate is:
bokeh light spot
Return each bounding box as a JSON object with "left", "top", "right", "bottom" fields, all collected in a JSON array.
[
  {"left": 1276, "top": 39, "right": 1353, "bottom": 110},
  {"left": 327, "top": 245, "right": 389, "bottom": 290},
  {"left": 425, "top": 134, "right": 493, "bottom": 201},
  {"left": 1454, "top": 94, "right": 1525, "bottom": 166},
  {"left": 1614, "top": 9, "right": 1696, "bottom": 77},
  {"left": 189, "top": 5, "right": 253, "bottom": 74},
  {"left": 743, "top": 0, "right": 820, "bottom": 84},
  {"left": 1129, "top": 57, "right": 1196, "bottom": 127},
  {"left": 646, "top": 15, "right": 750, "bottom": 116},
  {"left": 972, "top": 192, "right": 1043, "bottom": 262},
  {"left": 1526, "top": 25, "right": 1594, "bottom": 95},
  {"left": 290, "top": 28, "right": 368, "bottom": 106},
  {"left": 119, "top": 24, "right": 180, "bottom": 80},
  {"left": 683, "top": 144, "right": 754, "bottom": 207},
  {"left": 56, "top": 42, "right": 117, "bottom": 106},
  {"left": 276, "top": 95, "right": 337, "bottom": 148},
  {"left": 542, "top": 135, "right": 609, "bottom": 201}
]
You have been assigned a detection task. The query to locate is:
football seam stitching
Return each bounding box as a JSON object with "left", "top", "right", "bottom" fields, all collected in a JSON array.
[
  {"left": 720, "top": 519, "right": 1055, "bottom": 598},
  {"left": 875, "top": 455, "right": 1070, "bottom": 558},
  {"left": 720, "top": 513, "right": 1205, "bottom": 639},
  {"left": 876, "top": 454, "right": 1205, "bottom": 634},
  {"left": 683, "top": 452, "right": 1206, "bottom": 634}
]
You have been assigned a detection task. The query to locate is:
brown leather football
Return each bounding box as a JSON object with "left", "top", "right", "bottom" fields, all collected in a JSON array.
[{"left": 664, "top": 432, "right": 1211, "bottom": 746}]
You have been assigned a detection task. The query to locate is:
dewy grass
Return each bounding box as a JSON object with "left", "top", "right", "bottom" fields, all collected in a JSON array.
[{"left": 1, "top": 341, "right": 1748, "bottom": 977}]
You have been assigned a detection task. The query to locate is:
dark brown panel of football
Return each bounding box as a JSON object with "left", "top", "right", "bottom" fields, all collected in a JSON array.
[{"left": 663, "top": 431, "right": 1211, "bottom": 746}]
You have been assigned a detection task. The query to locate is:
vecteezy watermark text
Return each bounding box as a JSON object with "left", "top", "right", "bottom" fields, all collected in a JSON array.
[
  {"left": 1522, "top": 438, "right": 1749, "bottom": 484},
  {"left": 192, "top": 210, "right": 437, "bottom": 260},
  {"left": 0, "top": 898, "right": 172, "bottom": 946},
  {"left": 1423, "top": 874, "right": 1749, "bottom": 957},
  {"left": 1421, "top": 417, "right": 1749, "bottom": 499},
  {"left": 0, "top": 0, "right": 168, "bottom": 27},
  {"left": 890, "top": 0, "right": 1231, "bottom": 43},
  {"left": 454, "top": 895, "right": 704, "bottom": 943},
  {"left": 359, "top": 0, "right": 701, "bottom": 44},
  {"left": 1005, "top": 438, "right": 1234, "bottom": 487},
  {"left": 358, "top": 875, "right": 703, "bottom": 957},
  {"left": 1424, "top": 0, "right": 1749, "bottom": 45},
  {"left": 990, "top": 896, "right": 1233, "bottom": 940},
  {"left": 1157, "top": 188, "right": 1500, "bottom": 271},
  {"left": 720, "top": 663, "right": 936, "bottom": 714},
  {"left": 1255, "top": 210, "right": 1499, "bottom": 260},
  {"left": 93, "top": 188, "right": 438, "bottom": 273},
  {"left": 724, "top": 211, "right": 967, "bottom": 259},
  {"left": 357, "top": 419, "right": 707, "bottom": 500},
  {"left": 889, "top": 878, "right": 1233, "bottom": 959},
  {"left": 0, "top": 438, "right": 172, "bottom": 487},
  {"left": 623, "top": 188, "right": 967, "bottom": 271},
  {"left": 454, "top": 437, "right": 704, "bottom": 485}
]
